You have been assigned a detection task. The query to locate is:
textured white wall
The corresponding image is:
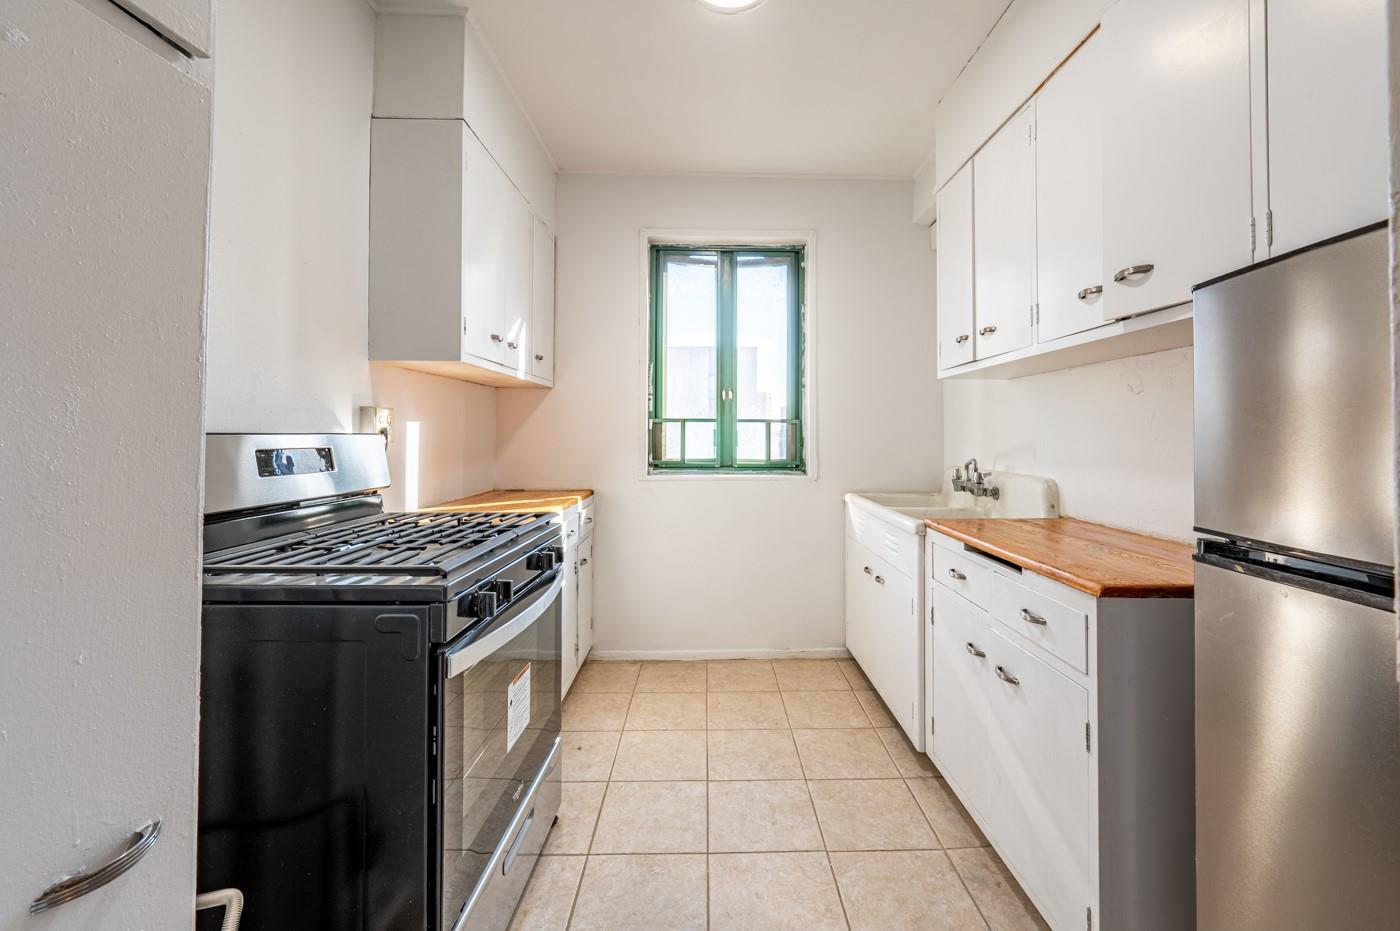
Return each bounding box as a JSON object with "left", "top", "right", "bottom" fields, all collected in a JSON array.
[
  {"left": 205, "top": 0, "right": 496, "bottom": 505},
  {"left": 495, "top": 174, "right": 940, "bottom": 656},
  {"left": 942, "top": 347, "right": 1195, "bottom": 539}
]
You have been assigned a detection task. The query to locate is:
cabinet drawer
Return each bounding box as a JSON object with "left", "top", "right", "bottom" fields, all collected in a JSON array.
[
  {"left": 990, "top": 573, "right": 1088, "bottom": 674},
  {"left": 933, "top": 546, "right": 993, "bottom": 609},
  {"left": 845, "top": 506, "right": 919, "bottom": 579}
]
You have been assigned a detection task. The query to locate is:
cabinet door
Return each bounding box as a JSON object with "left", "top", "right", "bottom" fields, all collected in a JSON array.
[
  {"left": 845, "top": 542, "right": 876, "bottom": 674},
  {"left": 462, "top": 129, "right": 508, "bottom": 364},
  {"left": 577, "top": 537, "right": 595, "bottom": 662},
  {"left": 984, "top": 629, "right": 1091, "bottom": 931},
  {"left": 936, "top": 163, "right": 976, "bottom": 369},
  {"left": 1266, "top": 0, "right": 1387, "bottom": 255},
  {"left": 1036, "top": 34, "right": 1105, "bottom": 343},
  {"left": 1101, "top": 0, "right": 1252, "bottom": 320},
  {"left": 560, "top": 541, "right": 580, "bottom": 697},
  {"left": 930, "top": 587, "right": 996, "bottom": 823},
  {"left": 871, "top": 559, "right": 921, "bottom": 745},
  {"left": 530, "top": 216, "right": 556, "bottom": 382},
  {"left": 502, "top": 188, "right": 532, "bottom": 373},
  {"left": 973, "top": 105, "right": 1036, "bottom": 359}
]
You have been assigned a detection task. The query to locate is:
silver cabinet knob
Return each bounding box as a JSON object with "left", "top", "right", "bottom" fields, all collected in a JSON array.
[
  {"left": 947, "top": 568, "right": 966, "bottom": 581},
  {"left": 1019, "top": 608, "right": 1047, "bottom": 626},
  {"left": 954, "top": 334, "right": 970, "bottom": 344},
  {"left": 995, "top": 666, "right": 1021, "bottom": 686},
  {"left": 863, "top": 566, "right": 872, "bottom": 575},
  {"left": 30, "top": 819, "right": 161, "bottom": 915},
  {"left": 978, "top": 325, "right": 997, "bottom": 335},
  {"left": 1113, "top": 263, "right": 1154, "bottom": 283},
  {"left": 507, "top": 340, "right": 519, "bottom": 349},
  {"left": 1077, "top": 285, "right": 1103, "bottom": 300},
  {"left": 965, "top": 642, "right": 986, "bottom": 658},
  {"left": 873, "top": 574, "right": 885, "bottom": 585},
  {"left": 534, "top": 353, "right": 545, "bottom": 361},
  {"left": 490, "top": 333, "right": 504, "bottom": 342}
]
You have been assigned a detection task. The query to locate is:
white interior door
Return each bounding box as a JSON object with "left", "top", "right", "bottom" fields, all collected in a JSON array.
[
  {"left": 936, "top": 163, "right": 976, "bottom": 369},
  {"left": 973, "top": 105, "right": 1036, "bottom": 359},
  {"left": 1265, "top": 0, "right": 1388, "bottom": 254},
  {"left": 1100, "top": 0, "right": 1252, "bottom": 319},
  {"left": 530, "top": 215, "right": 556, "bottom": 382},
  {"left": 1035, "top": 34, "right": 1105, "bottom": 343},
  {"left": 0, "top": 0, "right": 210, "bottom": 923}
]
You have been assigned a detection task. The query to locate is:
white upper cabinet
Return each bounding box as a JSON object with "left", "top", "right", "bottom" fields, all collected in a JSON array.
[
  {"left": 1035, "top": 34, "right": 1105, "bottom": 343},
  {"left": 1265, "top": 0, "right": 1387, "bottom": 255},
  {"left": 460, "top": 125, "right": 509, "bottom": 365},
  {"left": 973, "top": 105, "right": 1036, "bottom": 359},
  {"left": 1100, "top": 0, "right": 1252, "bottom": 321},
  {"left": 936, "top": 163, "right": 976, "bottom": 369},
  {"left": 531, "top": 216, "right": 557, "bottom": 382},
  {"left": 502, "top": 189, "right": 533, "bottom": 374}
]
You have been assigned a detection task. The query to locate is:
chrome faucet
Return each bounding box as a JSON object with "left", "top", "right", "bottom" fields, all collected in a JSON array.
[{"left": 952, "top": 458, "right": 1000, "bottom": 500}]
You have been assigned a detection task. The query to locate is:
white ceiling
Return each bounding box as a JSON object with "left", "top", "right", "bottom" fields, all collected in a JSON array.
[{"left": 379, "top": 0, "right": 1009, "bottom": 178}]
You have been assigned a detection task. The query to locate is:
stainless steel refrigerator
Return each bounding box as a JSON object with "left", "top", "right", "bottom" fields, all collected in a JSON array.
[{"left": 1193, "top": 222, "right": 1400, "bottom": 929}]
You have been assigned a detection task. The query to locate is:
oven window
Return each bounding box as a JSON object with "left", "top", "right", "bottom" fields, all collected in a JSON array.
[{"left": 439, "top": 594, "right": 560, "bottom": 927}]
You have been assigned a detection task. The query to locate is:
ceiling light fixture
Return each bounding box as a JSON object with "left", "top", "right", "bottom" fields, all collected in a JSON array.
[{"left": 697, "top": 0, "right": 768, "bottom": 14}]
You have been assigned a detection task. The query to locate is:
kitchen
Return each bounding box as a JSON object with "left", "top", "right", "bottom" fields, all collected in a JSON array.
[{"left": 3, "top": 0, "right": 1398, "bottom": 929}]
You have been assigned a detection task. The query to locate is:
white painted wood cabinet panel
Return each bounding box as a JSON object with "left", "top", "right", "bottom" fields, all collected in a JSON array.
[
  {"left": 848, "top": 541, "right": 921, "bottom": 743},
  {"left": 1100, "top": 0, "right": 1252, "bottom": 320},
  {"left": 462, "top": 125, "right": 510, "bottom": 365},
  {"left": 502, "top": 188, "right": 532, "bottom": 373},
  {"left": 1265, "top": 0, "right": 1387, "bottom": 255},
  {"left": 936, "top": 163, "right": 976, "bottom": 369},
  {"left": 531, "top": 216, "right": 557, "bottom": 381},
  {"left": 984, "top": 628, "right": 1091, "bottom": 931},
  {"left": 973, "top": 105, "right": 1036, "bottom": 359},
  {"left": 931, "top": 586, "right": 997, "bottom": 819},
  {"left": 577, "top": 535, "right": 595, "bottom": 663},
  {"left": 1035, "top": 33, "right": 1106, "bottom": 342}
]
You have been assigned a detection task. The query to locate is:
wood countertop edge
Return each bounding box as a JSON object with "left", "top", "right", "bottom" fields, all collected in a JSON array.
[
  {"left": 924, "top": 517, "right": 1194, "bottom": 599},
  {"left": 421, "top": 489, "right": 595, "bottom": 513}
]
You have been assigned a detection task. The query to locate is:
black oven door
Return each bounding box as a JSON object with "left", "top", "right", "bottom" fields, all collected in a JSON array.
[{"left": 437, "top": 571, "right": 562, "bottom": 931}]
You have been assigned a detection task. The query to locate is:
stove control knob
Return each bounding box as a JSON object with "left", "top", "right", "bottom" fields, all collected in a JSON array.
[
  {"left": 527, "top": 550, "right": 557, "bottom": 572},
  {"left": 462, "top": 590, "right": 499, "bottom": 619},
  {"left": 492, "top": 579, "right": 515, "bottom": 602}
]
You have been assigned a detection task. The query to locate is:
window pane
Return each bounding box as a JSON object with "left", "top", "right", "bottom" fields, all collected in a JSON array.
[
  {"left": 735, "top": 255, "right": 794, "bottom": 420},
  {"left": 772, "top": 422, "right": 790, "bottom": 461},
  {"left": 736, "top": 421, "right": 766, "bottom": 461},
  {"left": 662, "top": 254, "right": 718, "bottom": 419},
  {"left": 685, "top": 421, "right": 716, "bottom": 461},
  {"left": 661, "top": 422, "right": 682, "bottom": 461}
]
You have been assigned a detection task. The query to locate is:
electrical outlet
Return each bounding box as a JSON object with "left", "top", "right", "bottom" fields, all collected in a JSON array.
[{"left": 358, "top": 405, "right": 394, "bottom": 444}]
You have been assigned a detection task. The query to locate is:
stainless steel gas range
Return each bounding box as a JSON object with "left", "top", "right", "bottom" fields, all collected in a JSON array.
[{"left": 197, "top": 433, "right": 562, "bottom": 931}]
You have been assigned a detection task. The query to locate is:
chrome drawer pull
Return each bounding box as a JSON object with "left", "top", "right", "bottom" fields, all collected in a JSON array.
[
  {"left": 965, "top": 642, "right": 986, "bottom": 658},
  {"left": 490, "top": 333, "right": 505, "bottom": 342},
  {"left": 995, "top": 666, "right": 1020, "bottom": 686},
  {"left": 873, "top": 574, "right": 885, "bottom": 585},
  {"left": 954, "top": 334, "right": 970, "bottom": 344},
  {"left": 1019, "top": 608, "right": 1047, "bottom": 626},
  {"left": 978, "top": 325, "right": 998, "bottom": 335},
  {"left": 507, "top": 340, "right": 519, "bottom": 349},
  {"left": 947, "top": 568, "right": 966, "bottom": 581},
  {"left": 1077, "top": 285, "right": 1103, "bottom": 300},
  {"left": 1113, "top": 263, "right": 1154, "bottom": 283},
  {"left": 30, "top": 819, "right": 161, "bottom": 915}
]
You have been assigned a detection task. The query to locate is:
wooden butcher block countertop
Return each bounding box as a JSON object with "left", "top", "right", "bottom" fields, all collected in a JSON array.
[
  {"left": 924, "top": 516, "right": 1194, "bottom": 599},
  {"left": 423, "top": 489, "right": 594, "bottom": 514}
]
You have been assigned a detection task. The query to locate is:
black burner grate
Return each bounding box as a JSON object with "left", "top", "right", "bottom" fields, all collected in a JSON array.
[{"left": 204, "top": 510, "right": 544, "bottom": 579}]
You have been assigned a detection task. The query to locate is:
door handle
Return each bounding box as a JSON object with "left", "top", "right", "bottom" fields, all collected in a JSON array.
[
  {"left": 978, "top": 325, "right": 998, "bottom": 336},
  {"left": 1113, "top": 263, "right": 1154, "bottom": 283},
  {"left": 1019, "top": 608, "right": 1047, "bottom": 626},
  {"left": 30, "top": 819, "right": 161, "bottom": 914},
  {"left": 995, "top": 665, "right": 1020, "bottom": 686},
  {"left": 965, "top": 642, "right": 986, "bottom": 658},
  {"left": 1077, "top": 285, "right": 1103, "bottom": 300}
]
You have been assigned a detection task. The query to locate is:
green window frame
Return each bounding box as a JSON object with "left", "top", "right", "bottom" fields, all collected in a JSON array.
[{"left": 648, "top": 244, "right": 806, "bottom": 473}]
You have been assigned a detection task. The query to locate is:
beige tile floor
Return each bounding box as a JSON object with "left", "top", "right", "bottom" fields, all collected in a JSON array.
[{"left": 509, "top": 658, "right": 1049, "bottom": 931}]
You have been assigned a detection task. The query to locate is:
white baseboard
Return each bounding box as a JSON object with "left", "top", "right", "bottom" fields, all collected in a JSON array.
[{"left": 587, "top": 647, "right": 852, "bottom": 661}]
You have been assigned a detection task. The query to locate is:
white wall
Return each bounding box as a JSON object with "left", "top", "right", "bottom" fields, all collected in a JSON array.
[
  {"left": 943, "top": 347, "right": 1195, "bottom": 539},
  {"left": 206, "top": 0, "right": 496, "bottom": 506},
  {"left": 495, "top": 174, "right": 940, "bottom": 656}
]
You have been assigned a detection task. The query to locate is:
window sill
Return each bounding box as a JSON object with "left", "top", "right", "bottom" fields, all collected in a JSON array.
[{"left": 642, "top": 468, "right": 813, "bottom": 482}]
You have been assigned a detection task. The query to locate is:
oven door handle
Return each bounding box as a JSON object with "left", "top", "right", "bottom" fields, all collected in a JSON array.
[{"left": 445, "top": 573, "right": 563, "bottom": 678}]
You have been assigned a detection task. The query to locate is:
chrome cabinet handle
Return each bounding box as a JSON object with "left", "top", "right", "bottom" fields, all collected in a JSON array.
[
  {"left": 863, "top": 566, "right": 872, "bottom": 575},
  {"left": 534, "top": 353, "right": 545, "bottom": 361},
  {"left": 1019, "top": 608, "right": 1047, "bottom": 626},
  {"left": 1077, "top": 285, "right": 1103, "bottom": 300},
  {"left": 30, "top": 819, "right": 161, "bottom": 915},
  {"left": 965, "top": 642, "right": 986, "bottom": 658},
  {"left": 490, "top": 333, "right": 504, "bottom": 342},
  {"left": 580, "top": 558, "right": 589, "bottom": 567},
  {"left": 954, "top": 334, "right": 970, "bottom": 344},
  {"left": 873, "top": 575, "right": 885, "bottom": 585},
  {"left": 947, "top": 568, "right": 966, "bottom": 581},
  {"left": 1113, "top": 263, "right": 1154, "bottom": 283},
  {"left": 995, "top": 666, "right": 1020, "bottom": 686},
  {"left": 978, "top": 325, "right": 998, "bottom": 335},
  {"left": 507, "top": 340, "right": 519, "bottom": 349}
]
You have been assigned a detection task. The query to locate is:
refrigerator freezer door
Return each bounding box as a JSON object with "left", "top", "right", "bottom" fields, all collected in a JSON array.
[
  {"left": 1195, "top": 560, "right": 1400, "bottom": 930},
  {"left": 1193, "top": 225, "right": 1393, "bottom": 568}
]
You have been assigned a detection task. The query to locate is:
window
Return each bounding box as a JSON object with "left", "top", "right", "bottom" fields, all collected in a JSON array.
[{"left": 648, "top": 244, "right": 805, "bottom": 473}]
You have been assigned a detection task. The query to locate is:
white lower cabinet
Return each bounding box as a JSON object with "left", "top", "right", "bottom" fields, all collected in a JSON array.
[
  {"left": 559, "top": 500, "right": 596, "bottom": 699},
  {"left": 926, "top": 533, "right": 1194, "bottom": 931},
  {"left": 846, "top": 537, "right": 923, "bottom": 748}
]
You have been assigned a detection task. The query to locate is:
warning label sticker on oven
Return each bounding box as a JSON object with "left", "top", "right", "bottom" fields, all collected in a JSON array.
[{"left": 507, "top": 662, "right": 531, "bottom": 753}]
